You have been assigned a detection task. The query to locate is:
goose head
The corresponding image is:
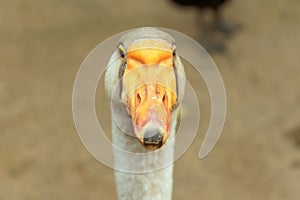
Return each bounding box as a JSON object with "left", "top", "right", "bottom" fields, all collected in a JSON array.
[{"left": 105, "top": 28, "right": 185, "bottom": 150}]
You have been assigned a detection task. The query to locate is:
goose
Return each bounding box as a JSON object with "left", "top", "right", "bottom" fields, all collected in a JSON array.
[
  {"left": 171, "top": 0, "right": 234, "bottom": 34},
  {"left": 104, "top": 27, "right": 186, "bottom": 200}
]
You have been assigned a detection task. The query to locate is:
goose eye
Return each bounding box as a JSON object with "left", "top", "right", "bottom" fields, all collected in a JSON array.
[
  {"left": 172, "top": 45, "right": 176, "bottom": 57},
  {"left": 173, "top": 50, "right": 176, "bottom": 57},
  {"left": 118, "top": 44, "right": 125, "bottom": 60}
]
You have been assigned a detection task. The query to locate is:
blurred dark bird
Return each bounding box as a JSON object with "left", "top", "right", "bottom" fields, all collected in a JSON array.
[
  {"left": 171, "top": 0, "right": 227, "bottom": 9},
  {"left": 171, "top": 0, "right": 240, "bottom": 52},
  {"left": 171, "top": 0, "right": 233, "bottom": 34}
]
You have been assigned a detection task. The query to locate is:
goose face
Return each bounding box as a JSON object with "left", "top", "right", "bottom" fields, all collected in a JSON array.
[{"left": 119, "top": 39, "right": 178, "bottom": 150}]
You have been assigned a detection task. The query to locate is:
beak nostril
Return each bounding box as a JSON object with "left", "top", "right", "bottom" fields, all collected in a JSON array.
[
  {"left": 162, "top": 93, "right": 168, "bottom": 107},
  {"left": 136, "top": 92, "right": 142, "bottom": 107}
]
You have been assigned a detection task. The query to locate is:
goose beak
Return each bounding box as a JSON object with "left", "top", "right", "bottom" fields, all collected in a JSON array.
[
  {"left": 132, "top": 83, "right": 173, "bottom": 150},
  {"left": 121, "top": 40, "right": 177, "bottom": 150}
]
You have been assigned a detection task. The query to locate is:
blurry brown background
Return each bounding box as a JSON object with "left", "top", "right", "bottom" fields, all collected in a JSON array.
[{"left": 1, "top": 0, "right": 300, "bottom": 199}]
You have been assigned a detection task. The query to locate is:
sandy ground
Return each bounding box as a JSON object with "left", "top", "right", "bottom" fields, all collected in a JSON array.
[{"left": 1, "top": 0, "right": 300, "bottom": 199}]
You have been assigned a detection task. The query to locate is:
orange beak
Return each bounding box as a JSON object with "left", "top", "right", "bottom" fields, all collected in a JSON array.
[{"left": 121, "top": 40, "right": 177, "bottom": 149}]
